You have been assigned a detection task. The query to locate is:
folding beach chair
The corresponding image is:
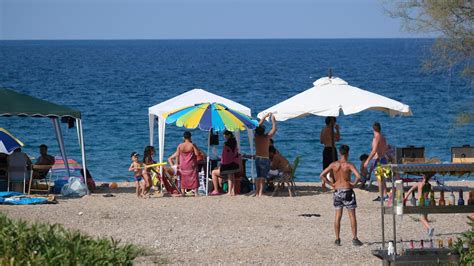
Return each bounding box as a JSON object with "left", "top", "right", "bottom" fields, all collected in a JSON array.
[
  {"left": 272, "top": 155, "right": 300, "bottom": 197},
  {"left": 152, "top": 167, "right": 182, "bottom": 195},
  {"left": 28, "top": 164, "right": 54, "bottom": 195}
]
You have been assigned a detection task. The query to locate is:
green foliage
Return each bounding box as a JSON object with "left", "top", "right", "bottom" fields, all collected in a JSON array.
[
  {"left": 384, "top": 0, "right": 474, "bottom": 79},
  {"left": 452, "top": 216, "right": 474, "bottom": 264},
  {"left": 0, "top": 214, "right": 141, "bottom": 265}
]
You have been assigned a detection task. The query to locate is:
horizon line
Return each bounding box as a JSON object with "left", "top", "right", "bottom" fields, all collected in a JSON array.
[{"left": 0, "top": 37, "right": 436, "bottom": 41}]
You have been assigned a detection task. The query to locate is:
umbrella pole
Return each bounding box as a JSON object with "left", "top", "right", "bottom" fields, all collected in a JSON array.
[{"left": 206, "top": 130, "right": 211, "bottom": 196}]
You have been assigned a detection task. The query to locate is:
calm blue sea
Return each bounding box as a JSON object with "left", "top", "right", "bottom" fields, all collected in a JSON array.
[{"left": 0, "top": 39, "right": 472, "bottom": 182}]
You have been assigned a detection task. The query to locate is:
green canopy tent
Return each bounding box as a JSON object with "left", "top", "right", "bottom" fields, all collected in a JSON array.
[{"left": 0, "top": 88, "right": 89, "bottom": 193}]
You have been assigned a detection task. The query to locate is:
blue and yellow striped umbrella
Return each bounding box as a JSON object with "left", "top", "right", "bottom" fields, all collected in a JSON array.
[
  {"left": 0, "top": 128, "right": 24, "bottom": 155},
  {"left": 163, "top": 103, "right": 258, "bottom": 132}
]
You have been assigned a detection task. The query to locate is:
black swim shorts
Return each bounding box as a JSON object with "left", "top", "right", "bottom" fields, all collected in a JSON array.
[{"left": 333, "top": 189, "right": 357, "bottom": 209}]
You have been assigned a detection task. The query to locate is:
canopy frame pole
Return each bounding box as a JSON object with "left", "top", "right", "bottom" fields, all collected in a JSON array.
[
  {"left": 247, "top": 128, "right": 255, "bottom": 190},
  {"left": 77, "top": 118, "right": 90, "bottom": 195},
  {"left": 149, "top": 113, "right": 155, "bottom": 146},
  {"left": 52, "top": 117, "right": 70, "bottom": 178},
  {"left": 158, "top": 117, "right": 166, "bottom": 194}
]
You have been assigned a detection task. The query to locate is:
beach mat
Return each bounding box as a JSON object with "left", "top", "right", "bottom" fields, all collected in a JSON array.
[
  {"left": 2, "top": 197, "right": 48, "bottom": 205},
  {"left": 0, "top": 191, "right": 23, "bottom": 198},
  {"left": 0, "top": 191, "right": 55, "bottom": 205}
]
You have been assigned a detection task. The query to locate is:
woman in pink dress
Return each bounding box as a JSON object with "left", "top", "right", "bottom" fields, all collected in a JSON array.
[{"left": 175, "top": 131, "right": 200, "bottom": 196}]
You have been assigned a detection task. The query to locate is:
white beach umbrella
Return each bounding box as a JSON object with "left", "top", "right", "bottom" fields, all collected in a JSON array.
[{"left": 257, "top": 76, "right": 412, "bottom": 121}]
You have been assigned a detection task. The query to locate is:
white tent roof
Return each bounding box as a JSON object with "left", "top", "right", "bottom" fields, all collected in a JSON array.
[
  {"left": 149, "top": 88, "right": 251, "bottom": 117},
  {"left": 258, "top": 77, "right": 412, "bottom": 121}
]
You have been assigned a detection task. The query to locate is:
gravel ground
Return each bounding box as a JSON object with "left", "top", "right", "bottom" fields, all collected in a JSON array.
[{"left": 1, "top": 181, "right": 472, "bottom": 265}]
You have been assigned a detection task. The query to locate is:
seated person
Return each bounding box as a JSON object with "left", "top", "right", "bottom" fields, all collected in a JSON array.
[
  {"left": 7, "top": 147, "right": 32, "bottom": 192},
  {"left": 210, "top": 167, "right": 224, "bottom": 195},
  {"left": 33, "top": 144, "right": 55, "bottom": 179},
  {"left": 7, "top": 148, "right": 32, "bottom": 170},
  {"left": 210, "top": 164, "right": 244, "bottom": 195},
  {"left": 268, "top": 146, "right": 291, "bottom": 190},
  {"left": 80, "top": 168, "right": 96, "bottom": 192}
]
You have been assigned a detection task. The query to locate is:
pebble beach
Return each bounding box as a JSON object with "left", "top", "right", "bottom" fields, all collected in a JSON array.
[{"left": 1, "top": 181, "right": 472, "bottom": 265}]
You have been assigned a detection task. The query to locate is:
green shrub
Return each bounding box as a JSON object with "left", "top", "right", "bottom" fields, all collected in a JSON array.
[
  {"left": 452, "top": 216, "right": 474, "bottom": 264},
  {"left": 0, "top": 214, "right": 140, "bottom": 265}
]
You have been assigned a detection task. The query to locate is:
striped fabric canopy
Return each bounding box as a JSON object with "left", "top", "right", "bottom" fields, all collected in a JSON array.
[
  {"left": 164, "top": 103, "right": 258, "bottom": 132},
  {"left": 52, "top": 156, "right": 82, "bottom": 171}
]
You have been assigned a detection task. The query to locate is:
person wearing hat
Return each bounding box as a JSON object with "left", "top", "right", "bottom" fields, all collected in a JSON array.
[{"left": 129, "top": 152, "right": 145, "bottom": 198}]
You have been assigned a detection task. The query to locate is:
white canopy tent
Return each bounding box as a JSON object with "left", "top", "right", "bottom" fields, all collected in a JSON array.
[
  {"left": 148, "top": 89, "right": 255, "bottom": 194},
  {"left": 258, "top": 76, "right": 412, "bottom": 121}
]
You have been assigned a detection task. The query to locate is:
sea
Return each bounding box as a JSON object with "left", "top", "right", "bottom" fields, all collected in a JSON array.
[{"left": 0, "top": 39, "right": 472, "bottom": 182}]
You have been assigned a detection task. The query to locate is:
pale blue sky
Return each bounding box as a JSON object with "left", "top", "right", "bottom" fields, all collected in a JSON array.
[{"left": 0, "top": 0, "right": 426, "bottom": 40}]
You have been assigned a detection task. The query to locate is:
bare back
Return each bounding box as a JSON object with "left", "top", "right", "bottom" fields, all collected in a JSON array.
[
  {"left": 372, "top": 132, "right": 388, "bottom": 159},
  {"left": 255, "top": 135, "right": 271, "bottom": 157},
  {"left": 179, "top": 142, "right": 196, "bottom": 154},
  {"left": 320, "top": 126, "right": 340, "bottom": 147},
  {"left": 332, "top": 161, "right": 356, "bottom": 189}
]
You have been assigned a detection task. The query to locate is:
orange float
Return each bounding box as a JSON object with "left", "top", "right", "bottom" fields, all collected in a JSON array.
[{"left": 109, "top": 182, "right": 118, "bottom": 189}]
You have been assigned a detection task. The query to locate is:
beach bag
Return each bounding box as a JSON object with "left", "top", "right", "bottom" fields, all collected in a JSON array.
[
  {"left": 53, "top": 178, "right": 68, "bottom": 194},
  {"left": 61, "top": 177, "right": 87, "bottom": 197},
  {"left": 240, "top": 176, "right": 252, "bottom": 194}
]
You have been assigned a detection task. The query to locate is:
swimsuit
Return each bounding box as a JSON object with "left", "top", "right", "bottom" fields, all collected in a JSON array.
[
  {"left": 134, "top": 175, "right": 143, "bottom": 182},
  {"left": 323, "top": 147, "right": 338, "bottom": 170},
  {"left": 333, "top": 188, "right": 357, "bottom": 209},
  {"left": 371, "top": 157, "right": 388, "bottom": 168},
  {"left": 255, "top": 156, "right": 270, "bottom": 179}
]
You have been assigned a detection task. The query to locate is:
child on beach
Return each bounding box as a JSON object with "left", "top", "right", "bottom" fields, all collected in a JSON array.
[
  {"left": 358, "top": 154, "right": 369, "bottom": 189},
  {"left": 320, "top": 144, "right": 363, "bottom": 246},
  {"left": 129, "top": 152, "right": 145, "bottom": 198},
  {"left": 403, "top": 173, "right": 435, "bottom": 238}
]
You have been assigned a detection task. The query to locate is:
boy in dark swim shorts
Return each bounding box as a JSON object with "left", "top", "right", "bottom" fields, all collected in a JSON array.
[
  {"left": 320, "top": 145, "right": 363, "bottom": 247},
  {"left": 129, "top": 152, "right": 145, "bottom": 198}
]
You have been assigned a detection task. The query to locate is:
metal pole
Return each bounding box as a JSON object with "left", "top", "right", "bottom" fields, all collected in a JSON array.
[
  {"left": 206, "top": 131, "right": 210, "bottom": 196},
  {"left": 149, "top": 114, "right": 154, "bottom": 146},
  {"left": 78, "top": 119, "right": 90, "bottom": 195},
  {"left": 381, "top": 171, "right": 385, "bottom": 249},
  {"left": 52, "top": 118, "right": 71, "bottom": 177},
  {"left": 392, "top": 166, "right": 397, "bottom": 257}
]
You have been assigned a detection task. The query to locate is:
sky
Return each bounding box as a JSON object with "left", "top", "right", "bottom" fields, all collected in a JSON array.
[{"left": 0, "top": 0, "right": 427, "bottom": 40}]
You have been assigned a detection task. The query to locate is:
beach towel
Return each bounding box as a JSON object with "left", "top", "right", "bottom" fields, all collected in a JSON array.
[
  {"left": 0, "top": 191, "right": 23, "bottom": 198},
  {"left": 2, "top": 197, "right": 48, "bottom": 205},
  {"left": 178, "top": 151, "right": 198, "bottom": 190},
  {"left": 0, "top": 191, "right": 49, "bottom": 205}
]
